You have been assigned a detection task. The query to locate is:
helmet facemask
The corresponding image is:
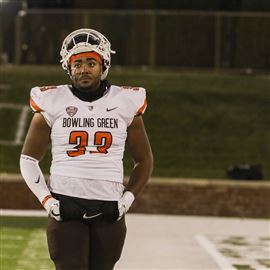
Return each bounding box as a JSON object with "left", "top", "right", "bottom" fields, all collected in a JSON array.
[{"left": 60, "top": 29, "right": 115, "bottom": 80}]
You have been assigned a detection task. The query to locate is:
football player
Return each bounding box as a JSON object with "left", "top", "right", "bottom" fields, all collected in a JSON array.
[{"left": 20, "top": 28, "right": 153, "bottom": 270}]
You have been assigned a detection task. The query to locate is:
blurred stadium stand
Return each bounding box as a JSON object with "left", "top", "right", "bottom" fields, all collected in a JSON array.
[
  {"left": 1, "top": 0, "right": 270, "bottom": 68},
  {"left": 24, "top": 0, "right": 270, "bottom": 11}
]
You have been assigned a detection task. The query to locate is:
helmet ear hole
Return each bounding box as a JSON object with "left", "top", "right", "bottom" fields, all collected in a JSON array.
[
  {"left": 102, "top": 60, "right": 106, "bottom": 72},
  {"left": 67, "top": 65, "right": 71, "bottom": 75}
]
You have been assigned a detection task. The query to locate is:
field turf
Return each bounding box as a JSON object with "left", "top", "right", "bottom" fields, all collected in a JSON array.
[
  {"left": 1, "top": 215, "right": 269, "bottom": 270},
  {"left": 0, "top": 66, "right": 269, "bottom": 179},
  {"left": 0, "top": 216, "right": 53, "bottom": 270}
]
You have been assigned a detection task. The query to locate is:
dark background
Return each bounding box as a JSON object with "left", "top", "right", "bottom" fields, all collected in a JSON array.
[{"left": 21, "top": 0, "right": 270, "bottom": 11}]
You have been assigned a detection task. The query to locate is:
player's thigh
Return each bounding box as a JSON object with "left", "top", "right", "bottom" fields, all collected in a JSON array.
[
  {"left": 47, "top": 217, "right": 89, "bottom": 270},
  {"left": 89, "top": 217, "right": 127, "bottom": 269}
]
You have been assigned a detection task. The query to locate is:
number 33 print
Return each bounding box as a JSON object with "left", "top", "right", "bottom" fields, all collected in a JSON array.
[{"left": 67, "top": 131, "right": 112, "bottom": 157}]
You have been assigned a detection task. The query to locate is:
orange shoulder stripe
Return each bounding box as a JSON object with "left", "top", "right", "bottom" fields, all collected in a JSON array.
[
  {"left": 30, "top": 97, "right": 43, "bottom": 112},
  {"left": 136, "top": 98, "right": 147, "bottom": 116}
]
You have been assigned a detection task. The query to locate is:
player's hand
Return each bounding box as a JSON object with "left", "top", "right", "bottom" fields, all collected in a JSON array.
[
  {"left": 117, "top": 191, "right": 135, "bottom": 220},
  {"left": 44, "top": 197, "right": 62, "bottom": 221}
]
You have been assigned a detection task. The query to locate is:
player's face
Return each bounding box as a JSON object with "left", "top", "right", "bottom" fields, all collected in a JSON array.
[{"left": 70, "top": 56, "right": 103, "bottom": 91}]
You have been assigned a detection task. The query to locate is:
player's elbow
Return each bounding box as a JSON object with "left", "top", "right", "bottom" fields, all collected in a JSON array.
[
  {"left": 135, "top": 150, "right": 154, "bottom": 176},
  {"left": 144, "top": 155, "right": 154, "bottom": 181},
  {"left": 147, "top": 151, "right": 154, "bottom": 175}
]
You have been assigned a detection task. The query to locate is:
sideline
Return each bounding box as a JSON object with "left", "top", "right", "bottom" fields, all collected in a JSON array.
[
  {"left": 1, "top": 173, "right": 270, "bottom": 187},
  {"left": 1, "top": 210, "right": 269, "bottom": 269},
  {"left": 1, "top": 209, "right": 47, "bottom": 217},
  {"left": 196, "top": 234, "right": 237, "bottom": 270}
]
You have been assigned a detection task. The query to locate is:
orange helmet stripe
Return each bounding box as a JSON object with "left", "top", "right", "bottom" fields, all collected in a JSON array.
[{"left": 69, "top": 52, "right": 102, "bottom": 65}]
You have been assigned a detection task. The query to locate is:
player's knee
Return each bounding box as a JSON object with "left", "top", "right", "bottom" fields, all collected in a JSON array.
[
  {"left": 54, "top": 261, "right": 88, "bottom": 270},
  {"left": 90, "top": 254, "right": 120, "bottom": 270},
  {"left": 90, "top": 262, "right": 116, "bottom": 270},
  {"left": 49, "top": 249, "right": 88, "bottom": 270}
]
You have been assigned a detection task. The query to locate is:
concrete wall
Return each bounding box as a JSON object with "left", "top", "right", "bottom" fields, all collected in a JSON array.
[{"left": 0, "top": 174, "right": 269, "bottom": 218}]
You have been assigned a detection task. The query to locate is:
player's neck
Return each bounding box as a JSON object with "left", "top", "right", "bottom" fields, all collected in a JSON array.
[{"left": 70, "top": 80, "right": 110, "bottom": 102}]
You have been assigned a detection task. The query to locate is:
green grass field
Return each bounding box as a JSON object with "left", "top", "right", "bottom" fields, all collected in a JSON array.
[
  {"left": 0, "top": 65, "right": 269, "bottom": 179},
  {"left": 0, "top": 216, "right": 53, "bottom": 270}
]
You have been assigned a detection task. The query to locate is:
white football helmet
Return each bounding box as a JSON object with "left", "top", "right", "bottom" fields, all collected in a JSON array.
[{"left": 60, "top": 28, "right": 115, "bottom": 80}]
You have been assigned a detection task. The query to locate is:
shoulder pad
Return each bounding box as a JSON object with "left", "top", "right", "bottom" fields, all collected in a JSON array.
[
  {"left": 29, "top": 85, "right": 58, "bottom": 112},
  {"left": 120, "top": 86, "right": 147, "bottom": 116}
]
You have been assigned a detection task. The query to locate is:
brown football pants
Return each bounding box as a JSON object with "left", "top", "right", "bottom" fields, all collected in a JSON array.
[{"left": 46, "top": 216, "right": 126, "bottom": 270}]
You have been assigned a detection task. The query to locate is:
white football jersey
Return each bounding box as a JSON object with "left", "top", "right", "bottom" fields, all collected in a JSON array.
[{"left": 30, "top": 84, "right": 147, "bottom": 184}]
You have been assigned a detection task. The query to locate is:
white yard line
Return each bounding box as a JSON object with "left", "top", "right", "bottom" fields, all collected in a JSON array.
[
  {"left": 1, "top": 244, "right": 22, "bottom": 249},
  {"left": 0, "top": 140, "right": 17, "bottom": 146},
  {"left": 0, "top": 103, "right": 30, "bottom": 146},
  {"left": 0, "top": 209, "right": 47, "bottom": 217},
  {"left": 0, "top": 103, "right": 25, "bottom": 110},
  {"left": 0, "top": 84, "right": 10, "bottom": 91},
  {"left": 195, "top": 234, "right": 237, "bottom": 270},
  {"left": 0, "top": 254, "right": 21, "bottom": 259},
  {"left": 0, "top": 235, "right": 24, "bottom": 240},
  {"left": 15, "top": 106, "right": 30, "bottom": 145}
]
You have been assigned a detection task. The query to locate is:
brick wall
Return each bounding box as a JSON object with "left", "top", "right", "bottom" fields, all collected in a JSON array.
[
  {"left": 1, "top": 175, "right": 269, "bottom": 218},
  {"left": 131, "top": 178, "right": 270, "bottom": 218}
]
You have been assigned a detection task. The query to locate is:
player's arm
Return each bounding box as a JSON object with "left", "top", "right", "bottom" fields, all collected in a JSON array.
[
  {"left": 21, "top": 112, "right": 50, "bottom": 160},
  {"left": 20, "top": 113, "right": 61, "bottom": 220},
  {"left": 126, "top": 115, "right": 153, "bottom": 196},
  {"left": 118, "top": 115, "right": 153, "bottom": 219}
]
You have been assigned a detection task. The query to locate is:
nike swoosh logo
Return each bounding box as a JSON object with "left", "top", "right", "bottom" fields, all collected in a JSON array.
[
  {"left": 106, "top": 107, "right": 118, "bottom": 112},
  {"left": 83, "top": 212, "right": 102, "bottom": 219},
  {"left": 51, "top": 209, "right": 60, "bottom": 217},
  {"left": 35, "top": 176, "right": 40, "bottom": 184}
]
